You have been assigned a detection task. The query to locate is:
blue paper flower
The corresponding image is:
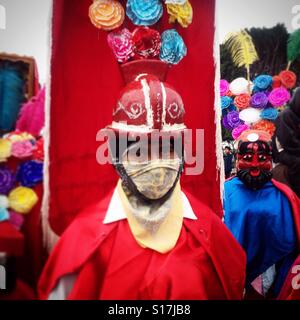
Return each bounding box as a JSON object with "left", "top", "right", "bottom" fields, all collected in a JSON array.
[
  {"left": 221, "top": 96, "right": 233, "bottom": 110},
  {"left": 260, "top": 107, "right": 279, "bottom": 120},
  {"left": 126, "top": 0, "right": 163, "bottom": 26},
  {"left": 253, "top": 75, "right": 273, "bottom": 90},
  {"left": 222, "top": 104, "right": 236, "bottom": 116},
  {"left": 0, "top": 207, "right": 9, "bottom": 222},
  {"left": 160, "top": 29, "right": 187, "bottom": 65},
  {"left": 16, "top": 160, "right": 43, "bottom": 188}
]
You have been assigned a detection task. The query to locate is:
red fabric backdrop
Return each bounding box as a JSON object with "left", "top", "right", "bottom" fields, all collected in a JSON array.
[{"left": 49, "top": 0, "right": 221, "bottom": 235}]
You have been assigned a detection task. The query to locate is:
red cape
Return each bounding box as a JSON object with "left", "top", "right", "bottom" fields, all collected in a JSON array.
[
  {"left": 271, "top": 179, "right": 300, "bottom": 248},
  {"left": 273, "top": 181, "right": 300, "bottom": 300},
  {"left": 38, "top": 189, "right": 246, "bottom": 300}
]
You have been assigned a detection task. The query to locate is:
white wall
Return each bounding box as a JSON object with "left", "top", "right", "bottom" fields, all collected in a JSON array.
[
  {"left": 0, "top": 0, "right": 299, "bottom": 84},
  {"left": 0, "top": 0, "right": 51, "bottom": 83},
  {"left": 217, "top": 0, "right": 300, "bottom": 42}
]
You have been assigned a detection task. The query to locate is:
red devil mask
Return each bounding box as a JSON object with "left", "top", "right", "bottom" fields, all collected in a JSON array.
[{"left": 236, "top": 130, "right": 273, "bottom": 190}]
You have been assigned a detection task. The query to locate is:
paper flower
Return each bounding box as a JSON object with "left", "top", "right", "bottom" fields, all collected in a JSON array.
[
  {"left": 221, "top": 96, "right": 232, "bottom": 110},
  {"left": 252, "top": 120, "right": 276, "bottom": 136},
  {"left": 222, "top": 111, "right": 243, "bottom": 130},
  {"left": 232, "top": 124, "right": 250, "bottom": 140},
  {"left": 0, "top": 195, "right": 9, "bottom": 209},
  {"left": 9, "top": 211, "right": 25, "bottom": 230},
  {"left": 222, "top": 104, "right": 236, "bottom": 116},
  {"left": 32, "top": 138, "right": 44, "bottom": 162},
  {"left": 132, "top": 27, "right": 161, "bottom": 58},
  {"left": 261, "top": 107, "right": 279, "bottom": 120},
  {"left": 0, "top": 139, "right": 12, "bottom": 162},
  {"left": 251, "top": 92, "right": 269, "bottom": 109},
  {"left": 8, "top": 187, "right": 38, "bottom": 214},
  {"left": 11, "top": 140, "right": 34, "bottom": 159},
  {"left": 234, "top": 94, "right": 251, "bottom": 110},
  {"left": 0, "top": 168, "right": 15, "bottom": 194},
  {"left": 239, "top": 107, "right": 261, "bottom": 124},
  {"left": 126, "top": 0, "right": 163, "bottom": 26},
  {"left": 108, "top": 28, "right": 134, "bottom": 63},
  {"left": 268, "top": 87, "right": 291, "bottom": 107},
  {"left": 6, "top": 131, "right": 35, "bottom": 142},
  {"left": 272, "top": 75, "right": 282, "bottom": 89},
  {"left": 165, "top": 0, "right": 187, "bottom": 4},
  {"left": 229, "top": 78, "right": 252, "bottom": 96},
  {"left": 166, "top": 0, "right": 193, "bottom": 28},
  {"left": 16, "top": 161, "right": 43, "bottom": 188},
  {"left": 253, "top": 75, "right": 273, "bottom": 90},
  {"left": 0, "top": 207, "right": 9, "bottom": 222},
  {"left": 89, "top": 0, "right": 125, "bottom": 31},
  {"left": 220, "top": 80, "right": 230, "bottom": 96},
  {"left": 279, "top": 70, "right": 297, "bottom": 89},
  {"left": 160, "top": 29, "right": 187, "bottom": 64}
]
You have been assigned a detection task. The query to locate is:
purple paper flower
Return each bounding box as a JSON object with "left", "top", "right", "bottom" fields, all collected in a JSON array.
[
  {"left": 16, "top": 160, "right": 43, "bottom": 188},
  {"left": 232, "top": 124, "right": 250, "bottom": 140},
  {"left": 261, "top": 107, "right": 279, "bottom": 120},
  {"left": 251, "top": 92, "right": 269, "bottom": 109},
  {"left": 222, "top": 111, "right": 243, "bottom": 130},
  {"left": 268, "top": 87, "right": 291, "bottom": 107},
  {"left": 220, "top": 80, "right": 229, "bottom": 96},
  {"left": 0, "top": 167, "right": 15, "bottom": 194}
]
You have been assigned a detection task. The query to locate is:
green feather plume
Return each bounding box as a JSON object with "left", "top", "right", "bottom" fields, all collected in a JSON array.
[
  {"left": 224, "top": 30, "right": 258, "bottom": 80},
  {"left": 287, "top": 28, "right": 300, "bottom": 69}
]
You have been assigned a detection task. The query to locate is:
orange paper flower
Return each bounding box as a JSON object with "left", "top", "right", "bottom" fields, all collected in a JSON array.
[
  {"left": 89, "top": 0, "right": 125, "bottom": 31},
  {"left": 279, "top": 70, "right": 297, "bottom": 89},
  {"left": 272, "top": 75, "right": 282, "bottom": 89},
  {"left": 234, "top": 94, "right": 251, "bottom": 110},
  {"left": 252, "top": 120, "right": 276, "bottom": 137}
]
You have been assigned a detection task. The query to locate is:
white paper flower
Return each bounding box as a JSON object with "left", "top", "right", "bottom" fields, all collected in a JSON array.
[
  {"left": 0, "top": 195, "right": 9, "bottom": 209},
  {"left": 164, "top": 0, "right": 187, "bottom": 4},
  {"left": 229, "top": 77, "right": 253, "bottom": 96},
  {"left": 239, "top": 107, "right": 261, "bottom": 125}
]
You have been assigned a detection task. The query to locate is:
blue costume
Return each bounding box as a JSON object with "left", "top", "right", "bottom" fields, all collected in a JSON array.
[{"left": 224, "top": 177, "right": 297, "bottom": 295}]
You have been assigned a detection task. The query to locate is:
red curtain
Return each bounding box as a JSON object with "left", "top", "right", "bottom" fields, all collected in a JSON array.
[{"left": 49, "top": 0, "right": 221, "bottom": 235}]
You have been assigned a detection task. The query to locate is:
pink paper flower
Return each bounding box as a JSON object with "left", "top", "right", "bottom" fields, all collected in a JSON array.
[
  {"left": 11, "top": 140, "right": 34, "bottom": 159},
  {"left": 9, "top": 211, "right": 25, "bottom": 230},
  {"left": 220, "top": 80, "right": 230, "bottom": 96},
  {"left": 232, "top": 124, "right": 250, "bottom": 140},
  {"left": 268, "top": 87, "right": 291, "bottom": 107},
  {"left": 107, "top": 28, "right": 134, "bottom": 63}
]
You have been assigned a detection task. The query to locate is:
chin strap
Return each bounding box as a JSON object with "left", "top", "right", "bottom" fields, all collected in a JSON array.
[{"left": 113, "top": 161, "right": 184, "bottom": 204}]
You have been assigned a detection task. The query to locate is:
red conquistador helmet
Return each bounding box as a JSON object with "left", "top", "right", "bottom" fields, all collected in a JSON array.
[{"left": 108, "top": 60, "right": 186, "bottom": 133}]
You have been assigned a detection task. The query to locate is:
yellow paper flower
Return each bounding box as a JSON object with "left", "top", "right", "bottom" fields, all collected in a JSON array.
[
  {"left": 8, "top": 187, "right": 39, "bottom": 214},
  {"left": 89, "top": 0, "right": 125, "bottom": 31},
  {"left": 0, "top": 139, "right": 12, "bottom": 161},
  {"left": 167, "top": 1, "right": 193, "bottom": 28},
  {"left": 6, "top": 132, "right": 35, "bottom": 142}
]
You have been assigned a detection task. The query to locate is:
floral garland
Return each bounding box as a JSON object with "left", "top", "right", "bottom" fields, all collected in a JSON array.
[
  {"left": 89, "top": 0, "right": 192, "bottom": 66},
  {"left": 0, "top": 130, "right": 44, "bottom": 229},
  {"left": 108, "top": 26, "right": 187, "bottom": 64},
  {"left": 221, "top": 70, "right": 297, "bottom": 140}
]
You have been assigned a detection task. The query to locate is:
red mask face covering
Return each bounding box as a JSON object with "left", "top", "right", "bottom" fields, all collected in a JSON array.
[{"left": 236, "top": 141, "right": 273, "bottom": 190}]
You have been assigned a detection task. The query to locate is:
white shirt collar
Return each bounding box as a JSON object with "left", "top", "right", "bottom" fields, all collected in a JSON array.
[{"left": 103, "top": 186, "right": 198, "bottom": 224}]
